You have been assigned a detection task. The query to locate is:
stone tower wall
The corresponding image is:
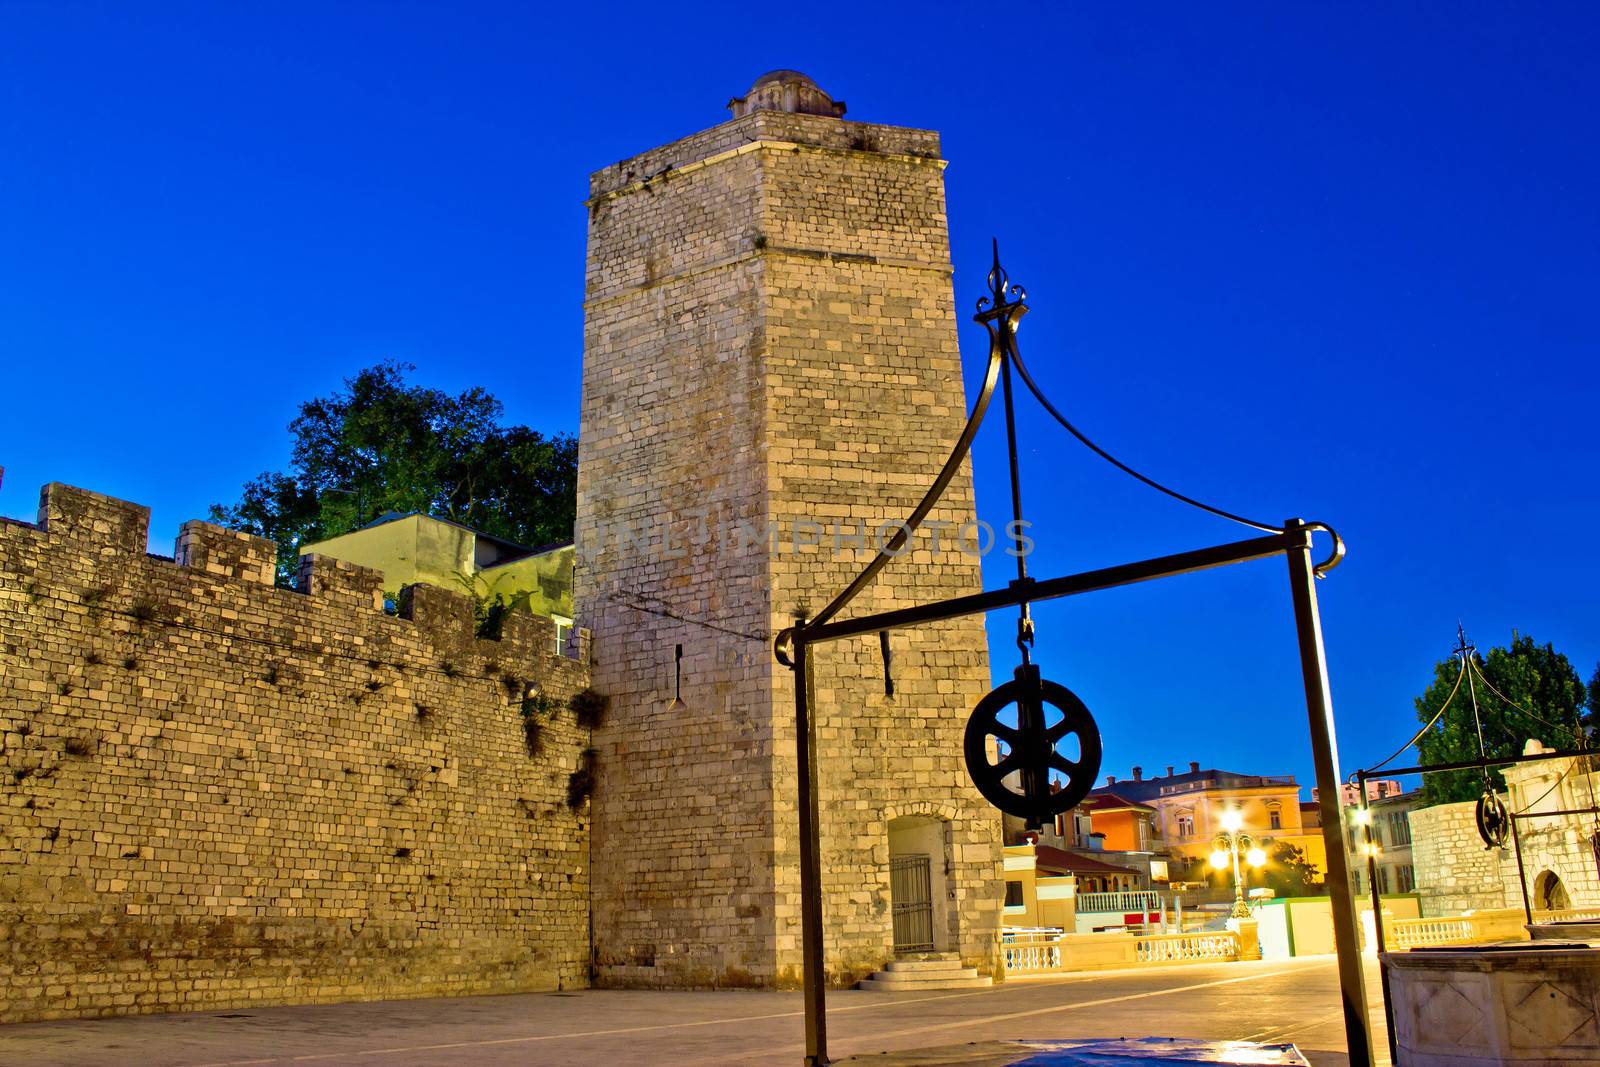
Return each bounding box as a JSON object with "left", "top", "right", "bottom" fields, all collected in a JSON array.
[
  {"left": 579, "top": 119, "right": 780, "bottom": 987},
  {"left": 0, "top": 484, "right": 593, "bottom": 1022},
  {"left": 578, "top": 102, "right": 1004, "bottom": 988}
]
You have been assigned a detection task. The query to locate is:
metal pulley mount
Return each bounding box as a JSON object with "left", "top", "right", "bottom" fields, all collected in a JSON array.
[
  {"left": 1476, "top": 790, "right": 1510, "bottom": 849},
  {"left": 964, "top": 663, "right": 1102, "bottom": 829}
]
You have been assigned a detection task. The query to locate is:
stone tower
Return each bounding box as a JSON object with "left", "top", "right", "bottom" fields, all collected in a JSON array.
[{"left": 576, "top": 71, "right": 1003, "bottom": 988}]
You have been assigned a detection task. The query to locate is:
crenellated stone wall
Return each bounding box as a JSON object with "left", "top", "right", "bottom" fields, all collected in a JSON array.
[{"left": 0, "top": 483, "right": 593, "bottom": 1022}]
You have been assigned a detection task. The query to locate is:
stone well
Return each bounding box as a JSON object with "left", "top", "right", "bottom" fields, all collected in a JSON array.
[{"left": 1383, "top": 942, "right": 1600, "bottom": 1065}]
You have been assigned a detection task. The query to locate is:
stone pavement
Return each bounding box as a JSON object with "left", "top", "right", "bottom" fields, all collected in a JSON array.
[{"left": 0, "top": 957, "right": 1390, "bottom": 1067}]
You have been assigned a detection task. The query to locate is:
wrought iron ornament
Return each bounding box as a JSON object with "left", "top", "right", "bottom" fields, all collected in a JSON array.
[{"left": 1476, "top": 790, "right": 1510, "bottom": 849}]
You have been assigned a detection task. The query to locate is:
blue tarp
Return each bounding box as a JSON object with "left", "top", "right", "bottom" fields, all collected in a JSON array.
[{"left": 1006, "top": 1038, "right": 1310, "bottom": 1066}]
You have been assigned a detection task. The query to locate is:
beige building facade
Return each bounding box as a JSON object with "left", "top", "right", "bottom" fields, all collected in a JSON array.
[
  {"left": 576, "top": 71, "right": 1004, "bottom": 988},
  {"left": 1096, "top": 763, "right": 1328, "bottom": 882}
]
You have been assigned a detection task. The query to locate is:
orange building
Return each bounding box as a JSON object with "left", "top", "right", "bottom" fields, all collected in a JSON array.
[{"left": 1081, "top": 793, "right": 1159, "bottom": 852}]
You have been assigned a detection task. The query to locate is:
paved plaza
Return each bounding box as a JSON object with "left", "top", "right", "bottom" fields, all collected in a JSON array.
[{"left": 0, "top": 957, "right": 1388, "bottom": 1066}]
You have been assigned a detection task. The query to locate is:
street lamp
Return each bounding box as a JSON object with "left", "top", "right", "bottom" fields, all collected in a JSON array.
[{"left": 1210, "top": 809, "right": 1267, "bottom": 918}]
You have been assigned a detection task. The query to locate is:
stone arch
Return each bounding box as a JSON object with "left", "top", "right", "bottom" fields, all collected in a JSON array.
[
  {"left": 883, "top": 801, "right": 961, "bottom": 824},
  {"left": 1534, "top": 869, "right": 1572, "bottom": 911}
]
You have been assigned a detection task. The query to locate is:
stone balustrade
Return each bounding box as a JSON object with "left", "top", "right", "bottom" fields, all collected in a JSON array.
[
  {"left": 1001, "top": 927, "right": 1240, "bottom": 975},
  {"left": 1075, "top": 890, "right": 1164, "bottom": 915},
  {"left": 1383, "top": 906, "right": 1600, "bottom": 950},
  {"left": 1136, "top": 931, "right": 1242, "bottom": 963}
]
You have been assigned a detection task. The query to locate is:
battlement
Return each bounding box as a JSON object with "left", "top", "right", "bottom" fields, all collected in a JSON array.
[{"left": 5, "top": 482, "right": 589, "bottom": 667}]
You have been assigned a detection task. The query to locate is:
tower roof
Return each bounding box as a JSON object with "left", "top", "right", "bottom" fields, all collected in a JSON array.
[{"left": 727, "top": 70, "right": 846, "bottom": 120}]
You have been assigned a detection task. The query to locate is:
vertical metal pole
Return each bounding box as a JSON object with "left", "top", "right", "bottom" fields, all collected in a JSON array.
[
  {"left": 1512, "top": 814, "right": 1532, "bottom": 924},
  {"left": 1231, "top": 834, "right": 1248, "bottom": 917},
  {"left": 1359, "top": 781, "right": 1398, "bottom": 1066},
  {"left": 1360, "top": 787, "right": 1384, "bottom": 936},
  {"left": 792, "top": 626, "right": 829, "bottom": 1066},
  {"left": 1285, "top": 519, "right": 1375, "bottom": 1067}
]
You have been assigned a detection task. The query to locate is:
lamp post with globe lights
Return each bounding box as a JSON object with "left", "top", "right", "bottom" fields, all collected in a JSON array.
[{"left": 1210, "top": 809, "right": 1268, "bottom": 918}]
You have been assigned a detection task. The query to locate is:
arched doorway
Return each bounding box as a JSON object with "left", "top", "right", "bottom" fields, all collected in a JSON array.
[
  {"left": 887, "top": 815, "right": 952, "bottom": 955},
  {"left": 1535, "top": 869, "right": 1571, "bottom": 911}
]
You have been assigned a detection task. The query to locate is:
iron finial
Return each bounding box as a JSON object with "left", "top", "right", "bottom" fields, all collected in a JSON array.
[
  {"left": 977, "top": 239, "right": 1026, "bottom": 313},
  {"left": 987, "top": 238, "right": 1008, "bottom": 306}
]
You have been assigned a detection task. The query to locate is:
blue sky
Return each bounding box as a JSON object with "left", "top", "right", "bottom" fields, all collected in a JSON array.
[{"left": 3, "top": 3, "right": 1596, "bottom": 797}]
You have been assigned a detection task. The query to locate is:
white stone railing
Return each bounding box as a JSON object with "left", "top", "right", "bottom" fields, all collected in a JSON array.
[
  {"left": 1075, "top": 890, "right": 1163, "bottom": 915},
  {"left": 1002, "top": 932, "right": 1064, "bottom": 974},
  {"left": 1545, "top": 906, "right": 1600, "bottom": 923},
  {"left": 1385, "top": 906, "right": 1600, "bottom": 950},
  {"left": 1000, "top": 928, "right": 1240, "bottom": 975},
  {"left": 1134, "top": 931, "right": 1240, "bottom": 964},
  {"left": 1386, "top": 915, "right": 1482, "bottom": 948}
]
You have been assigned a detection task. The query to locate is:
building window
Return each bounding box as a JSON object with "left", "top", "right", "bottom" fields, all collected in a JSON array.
[
  {"left": 1269, "top": 810, "right": 1282, "bottom": 830},
  {"left": 1353, "top": 868, "right": 1362, "bottom": 893},
  {"left": 1398, "top": 865, "right": 1415, "bottom": 893},
  {"left": 1004, "top": 881, "right": 1024, "bottom": 907},
  {"left": 1377, "top": 867, "right": 1390, "bottom": 894},
  {"left": 1177, "top": 815, "right": 1195, "bottom": 838},
  {"left": 553, "top": 615, "right": 573, "bottom": 657},
  {"left": 1389, "top": 812, "right": 1411, "bottom": 846}
]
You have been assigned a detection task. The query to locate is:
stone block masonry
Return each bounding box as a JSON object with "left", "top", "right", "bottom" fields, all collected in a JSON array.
[
  {"left": 0, "top": 483, "right": 593, "bottom": 1022},
  {"left": 578, "top": 75, "right": 1004, "bottom": 991}
]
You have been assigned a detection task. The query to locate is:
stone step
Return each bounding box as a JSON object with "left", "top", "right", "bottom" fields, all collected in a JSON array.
[
  {"left": 880, "top": 965, "right": 981, "bottom": 980},
  {"left": 885, "top": 958, "right": 969, "bottom": 973},
  {"left": 857, "top": 973, "right": 994, "bottom": 991}
]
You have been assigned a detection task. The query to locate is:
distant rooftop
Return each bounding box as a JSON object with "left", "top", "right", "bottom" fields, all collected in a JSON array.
[
  {"left": 356, "top": 510, "right": 571, "bottom": 563},
  {"left": 1031, "top": 844, "right": 1139, "bottom": 878},
  {"left": 1092, "top": 762, "right": 1298, "bottom": 803},
  {"left": 1082, "top": 792, "right": 1156, "bottom": 813}
]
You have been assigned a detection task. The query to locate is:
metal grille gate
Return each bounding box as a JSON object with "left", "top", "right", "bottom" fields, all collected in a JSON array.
[{"left": 889, "top": 854, "right": 934, "bottom": 953}]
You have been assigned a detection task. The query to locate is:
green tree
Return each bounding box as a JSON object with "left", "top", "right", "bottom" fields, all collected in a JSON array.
[
  {"left": 1588, "top": 662, "right": 1600, "bottom": 737},
  {"left": 1413, "top": 632, "right": 1588, "bottom": 804},
  {"left": 210, "top": 362, "right": 577, "bottom": 584},
  {"left": 1259, "top": 842, "right": 1321, "bottom": 897},
  {"left": 1198, "top": 841, "right": 1318, "bottom": 898}
]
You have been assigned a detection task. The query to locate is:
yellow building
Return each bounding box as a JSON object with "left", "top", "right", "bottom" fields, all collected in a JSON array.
[
  {"left": 1001, "top": 845, "right": 1078, "bottom": 930},
  {"left": 1092, "top": 763, "right": 1329, "bottom": 883},
  {"left": 301, "top": 512, "right": 575, "bottom": 653}
]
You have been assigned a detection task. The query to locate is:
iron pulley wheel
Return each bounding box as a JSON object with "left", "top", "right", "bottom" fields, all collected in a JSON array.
[
  {"left": 1476, "top": 791, "right": 1509, "bottom": 849},
  {"left": 963, "top": 664, "right": 1102, "bottom": 829}
]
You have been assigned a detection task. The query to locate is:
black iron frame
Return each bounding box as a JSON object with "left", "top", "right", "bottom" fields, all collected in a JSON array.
[{"left": 776, "top": 247, "right": 1372, "bottom": 1066}]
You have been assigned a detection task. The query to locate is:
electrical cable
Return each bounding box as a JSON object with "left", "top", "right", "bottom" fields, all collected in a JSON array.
[
  {"left": 1470, "top": 656, "right": 1587, "bottom": 743},
  {"left": 1361, "top": 658, "right": 1466, "bottom": 775},
  {"left": 605, "top": 589, "right": 767, "bottom": 644},
  {"left": 1006, "top": 337, "right": 1285, "bottom": 535}
]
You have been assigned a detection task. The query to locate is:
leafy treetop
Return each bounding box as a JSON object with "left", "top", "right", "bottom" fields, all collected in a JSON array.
[
  {"left": 1413, "top": 632, "right": 1590, "bottom": 804},
  {"left": 210, "top": 361, "right": 576, "bottom": 584}
]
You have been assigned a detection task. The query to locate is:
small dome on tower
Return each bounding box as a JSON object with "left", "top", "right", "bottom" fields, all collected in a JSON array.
[{"left": 728, "top": 70, "right": 846, "bottom": 120}]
